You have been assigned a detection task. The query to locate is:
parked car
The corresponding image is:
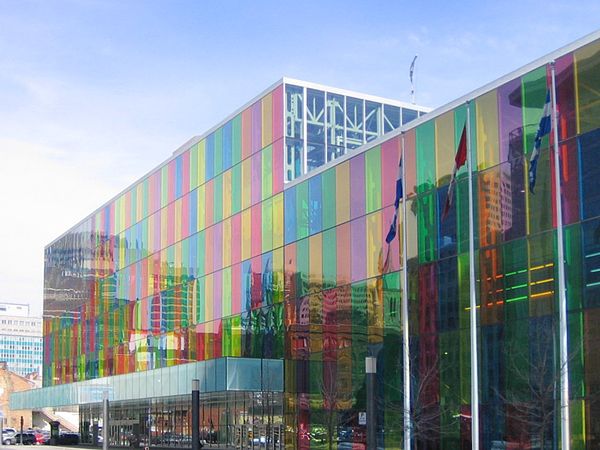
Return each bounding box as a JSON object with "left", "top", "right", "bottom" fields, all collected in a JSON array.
[
  {"left": 33, "top": 431, "right": 50, "bottom": 445},
  {"left": 2, "top": 429, "right": 16, "bottom": 445},
  {"left": 14, "top": 432, "right": 36, "bottom": 445},
  {"left": 57, "top": 432, "right": 80, "bottom": 445}
]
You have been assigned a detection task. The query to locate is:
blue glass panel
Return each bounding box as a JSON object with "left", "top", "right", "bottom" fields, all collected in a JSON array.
[
  {"left": 579, "top": 128, "right": 600, "bottom": 220},
  {"left": 308, "top": 175, "right": 322, "bottom": 235},
  {"left": 284, "top": 186, "right": 297, "bottom": 244},
  {"left": 205, "top": 134, "right": 215, "bottom": 181}
]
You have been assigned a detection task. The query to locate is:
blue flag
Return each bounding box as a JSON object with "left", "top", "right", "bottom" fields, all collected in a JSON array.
[
  {"left": 385, "top": 156, "right": 403, "bottom": 244},
  {"left": 529, "top": 90, "right": 552, "bottom": 194}
]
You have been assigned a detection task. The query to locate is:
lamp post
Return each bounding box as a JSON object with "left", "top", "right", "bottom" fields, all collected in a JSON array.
[
  {"left": 365, "top": 356, "right": 377, "bottom": 450},
  {"left": 102, "top": 391, "right": 109, "bottom": 450},
  {"left": 192, "top": 379, "right": 200, "bottom": 450}
]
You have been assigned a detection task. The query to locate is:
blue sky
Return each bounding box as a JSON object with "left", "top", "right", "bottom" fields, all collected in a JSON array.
[{"left": 1, "top": 0, "right": 599, "bottom": 314}]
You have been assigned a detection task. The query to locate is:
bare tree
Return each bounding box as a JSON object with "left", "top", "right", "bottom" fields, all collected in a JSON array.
[{"left": 382, "top": 350, "right": 460, "bottom": 450}]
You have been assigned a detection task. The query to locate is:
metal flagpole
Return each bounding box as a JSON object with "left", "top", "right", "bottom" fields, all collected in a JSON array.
[
  {"left": 466, "top": 101, "right": 480, "bottom": 449},
  {"left": 400, "top": 132, "right": 411, "bottom": 450},
  {"left": 550, "top": 60, "right": 570, "bottom": 450}
]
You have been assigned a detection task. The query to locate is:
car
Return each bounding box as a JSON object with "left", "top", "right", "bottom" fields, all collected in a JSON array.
[
  {"left": 2, "top": 429, "right": 16, "bottom": 445},
  {"left": 57, "top": 432, "right": 80, "bottom": 445},
  {"left": 13, "top": 432, "right": 36, "bottom": 445}
]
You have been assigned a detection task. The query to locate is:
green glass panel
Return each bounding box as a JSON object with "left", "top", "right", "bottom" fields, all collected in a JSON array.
[
  {"left": 296, "top": 181, "right": 309, "bottom": 240},
  {"left": 365, "top": 146, "right": 381, "bottom": 214},
  {"left": 439, "top": 331, "right": 461, "bottom": 450},
  {"left": 196, "top": 277, "right": 205, "bottom": 323},
  {"left": 180, "top": 282, "right": 189, "bottom": 329},
  {"left": 522, "top": 68, "right": 547, "bottom": 146},
  {"left": 531, "top": 231, "right": 557, "bottom": 318},
  {"left": 568, "top": 311, "right": 584, "bottom": 398},
  {"left": 564, "top": 224, "right": 583, "bottom": 311},
  {"left": 321, "top": 168, "right": 336, "bottom": 231},
  {"left": 351, "top": 281, "right": 367, "bottom": 410},
  {"left": 459, "top": 327, "right": 471, "bottom": 404},
  {"left": 222, "top": 318, "right": 232, "bottom": 357},
  {"left": 232, "top": 114, "right": 242, "bottom": 165},
  {"left": 262, "top": 145, "right": 273, "bottom": 200},
  {"left": 213, "top": 174, "right": 223, "bottom": 223},
  {"left": 415, "top": 120, "right": 436, "bottom": 194},
  {"left": 417, "top": 191, "right": 437, "bottom": 263},
  {"left": 575, "top": 40, "right": 600, "bottom": 134},
  {"left": 231, "top": 314, "right": 241, "bottom": 356},
  {"left": 214, "top": 128, "right": 223, "bottom": 176},
  {"left": 503, "top": 239, "right": 529, "bottom": 311},
  {"left": 262, "top": 198, "right": 273, "bottom": 253},
  {"left": 322, "top": 228, "right": 336, "bottom": 290},
  {"left": 527, "top": 149, "right": 553, "bottom": 235},
  {"left": 161, "top": 165, "right": 169, "bottom": 208},
  {"left": 231, "top": 164, "right": 241, "bottom": 214}
]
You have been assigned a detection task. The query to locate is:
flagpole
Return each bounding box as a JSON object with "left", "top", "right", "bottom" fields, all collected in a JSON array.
[
  {"left": 550, "top": 60, "right": 570, "bottom": 450},
  {"left": 400, "top": 132, "right": 411, "bottom": 450},
  {"left": 466, "top": 101, "right": 480, "bottom": 450}
]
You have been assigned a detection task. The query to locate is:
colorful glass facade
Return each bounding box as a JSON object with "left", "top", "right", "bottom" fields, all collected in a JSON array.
[{"left": 13, "top": 33, "right": 600, "bottom": 450}]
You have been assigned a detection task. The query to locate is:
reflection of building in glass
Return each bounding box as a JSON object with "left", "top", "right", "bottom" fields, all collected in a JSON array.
[{"left": 11, "top": 32, "right": 600, "bottom": 450}]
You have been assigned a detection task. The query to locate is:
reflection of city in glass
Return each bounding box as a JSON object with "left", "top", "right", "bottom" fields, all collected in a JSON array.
[
  {"left": 12, "top": 33, "right": 600, "bottom": 450},
  {"left": 284, "top": 80, "right": 429, "bottom": 181}
]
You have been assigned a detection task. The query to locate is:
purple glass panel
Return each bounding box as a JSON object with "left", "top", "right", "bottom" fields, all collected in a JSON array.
[
  {"left": 497, "top": 78, "right": 523, "bottom": 163},
  {"left": 351, "top": 217, "right": 366, "bottom": 282},
  {"left": 350, "top": 154, "right": 365, "bottom": 220}
]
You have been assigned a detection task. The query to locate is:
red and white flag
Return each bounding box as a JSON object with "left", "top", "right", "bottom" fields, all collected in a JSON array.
[{"left": 442, "top": 124, "right": 467, "bottom": 221}]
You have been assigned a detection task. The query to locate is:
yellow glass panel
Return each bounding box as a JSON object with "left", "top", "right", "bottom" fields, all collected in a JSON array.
[
  {"left": 197, "top": 184, "right": 205, "bottom": 232},
  {"left": 366, "top": 211, "right": 382, "bottom": 279},
  {"left": 336, "top": 162, "right": 350, "bottom": 224},
  {"left": 197, "top": 140, "right": 206, "bottom": 186},
  {"left": 223, "top": 169, "right": 232, "bottom": 219},
  {"left": 435, "top": 110, "right": 455, "bottom": 186},
  {"left": 475, "top": 91, "right": 500, "bottom": 170},
  {"left": 205, "top": 273, "right": 213, "bottom": 322}
]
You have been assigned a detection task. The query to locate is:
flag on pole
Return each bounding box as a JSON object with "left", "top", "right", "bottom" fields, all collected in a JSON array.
[
  {"left": 442, "top": 123, "right": 468, "bottom": 221},
  {"left": 385, "top": 156, "right": 403, "bottom": 244},
  {"left": 529, "top": 90, "right": 552, "bottom": 194},
  {"left": 409, "top": 55, "right": 418, "bottom": 103},
  {"left": 409, "top": 55, "right": 417, "bottom": 85}
]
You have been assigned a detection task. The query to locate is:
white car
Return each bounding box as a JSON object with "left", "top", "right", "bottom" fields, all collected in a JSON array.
[{"left": 2, "top": 428, "right": 17, "bottom": 445}]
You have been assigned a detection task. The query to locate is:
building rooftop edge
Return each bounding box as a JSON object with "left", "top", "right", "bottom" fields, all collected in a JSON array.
[
  {"left": 285, "top": 28, "right": 600, "bottom": 188},
  {"left": 45, "top": 26, "right": 600, "bottom": 247},
  {"left": 45, "top": 77, "right": 429, "bottom": 248}
]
